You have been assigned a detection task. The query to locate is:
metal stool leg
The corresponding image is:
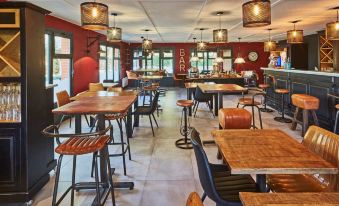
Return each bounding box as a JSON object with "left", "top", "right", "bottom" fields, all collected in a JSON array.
[
  {"left": 175, "top": 106, "right": 193, "bottom": 149},
  {"left": 104, "top": 146, "right": 116, "bottom": 206},
  {"left": 71, "top": 155, "right": 76, "bottom": 206},
  {"left": 123, "top": 117, "right": 132, "bottom": 160},
  {"left": 94, "top": 153, "right": 101, "bottom": 206},
  {"left": 52, "top": 155, "right": 63, "bottom": 206},
  {"left": 117, "top": 119, "right": 127, "bottom": 176},
  {"left": 334, "top": 110, "right": 339, "bottom": 134},
  {"left": 260, "top": 89, "right": 273, "bottom": 113},
  {"left": 274, "top": 93, "right": 292, "bottom": 123}
]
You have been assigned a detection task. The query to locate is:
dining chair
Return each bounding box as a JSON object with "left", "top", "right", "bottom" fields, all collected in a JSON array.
[
  {"left": 89, "top": 83, "right": 104, "bottom": 91},
  {"left": 193, "top": 86, "right": 214, "bottom": 118},
  {"left": 186, "top": 192, "right": 204, "bottom": 206},
  {"left": 133, "top": 91, "right": 160, "bottom": 137},
  {"left": 191, "top": 128, "right": 257, "bottom": 206},
  {"left": 107, "top": 86, "right": 123, "bottom": 92},
  {"left": 56, "top": 90, "right": 72, "bottom": 128}
]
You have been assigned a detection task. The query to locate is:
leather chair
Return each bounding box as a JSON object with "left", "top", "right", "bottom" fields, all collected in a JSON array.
[
  {"left": 193, "top": 86, "right": 214, "bottom": 118},
  {"left": 186, "top": 192, "right": 204, "bottom": 206},
  {"left": 291, "top": 94, "right": 319, "bottom": 136},
  {"left": 191, "top": 128, "right": 257, "bottom": 206}
]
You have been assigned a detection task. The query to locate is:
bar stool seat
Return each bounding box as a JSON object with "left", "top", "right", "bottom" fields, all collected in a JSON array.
[
  {"left": 218, "top": 108, "right": 252, "bottom": 129},
  {"left": 292, "top": 94, "right": 319, "bottom": 110},
  {"left": 177, "top": 100, "right": 194, "bottom": 107},
  {"left": 258, "top": 84, "right": 270, "bottom": 89},
  {"left": 336, "top": 104, "right": 339, "bottom": 110},
  {"left": 275, "top": 89, "right": 289, "bottom": 94},
  {"left": 55, "top": 135, "right": 110, "bottom": 155},
  {"left": 238, "top": 97, "right": 261, "bottom": 106}
]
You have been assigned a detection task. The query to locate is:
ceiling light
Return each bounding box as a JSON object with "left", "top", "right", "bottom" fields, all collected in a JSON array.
[
  {"left": 213, "top": 12, "right": 228, "bottom": 43},
  {"left": 287, "top": 20, "right": 303, "bottom": 44},
  {"left": 142, "top": 29, "right": 152, "bottom": 53},
  {"left": 190, "top": 37, "right": 200, "bottom": 62},
  {"left": 326, "top": 7, "right": 339, "bottom": 40},
  {"left": 234, "top": 38, "right": 245, "bottom": 64},
  {"left": 264, "top": 28, "right": 277, "bottom": 52},
  {"left": 107, "top": 13, "right": 122, "bottom": 42},
  {"left": 197, "top": 28, "right": 208, "bottom": 51},
  {"left": 242, "top": 0, "right": 271, "bottom": 28},
  {"left": 81, "top": 1, "right": 108, "bottom": 30}
]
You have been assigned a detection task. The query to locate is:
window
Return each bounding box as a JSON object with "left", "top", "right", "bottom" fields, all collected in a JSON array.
[
  {"left": 45, "top": 30, "right": 73, "bottom": 102},
  {"left": 99, "top": 44, "right": 121, "bottom": 82},
  {"left": 132, "top": 48, "right": 174, "bottom": 75},
  {"left": 190, "top": 48, "right": 233, "bottom": 73}
]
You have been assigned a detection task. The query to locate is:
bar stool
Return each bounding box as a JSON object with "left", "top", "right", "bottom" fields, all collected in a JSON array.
[
  {"left": 258, "top": 84, "right": 273, "bottom": 113},
  {"left": 274, "top": 89, "right": 292, "bottom": 123},
  {"left": 334, "top": 104, "right": 339, "bottom": 134},
  {"left": 42, "top": 125, "right": 115, "bottom": 206},
  {"left": 176, "top": 100, "right": 194, "bottom": 149},
  {"left": 217, "top": 108, "right": 252, "bottom": 159},
  {"left": 291, "top": 94, "right": 319, "bottom": 136}
]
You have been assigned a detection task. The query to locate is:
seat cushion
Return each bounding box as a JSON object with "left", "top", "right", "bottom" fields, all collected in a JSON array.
[
  {"left": 218, "top": 108, "right": 252, "bottom": 129},
  {"left": 213, "top": 171, "right": 257, "bottom": 202},
  {"left": 291, "top": 94, "right": 319, "bottom": 110},
  {"left": 238, "top": 97, "right": 261, "bottom": 106},
  {"left": 258, "top": 84, "right": 270, "bottom": 89},
  {"left": 177, "top": 100, "right": 194, "bottom": 107},
  {"left": 55, "top": 135, "right": 110, "bottom": 155},
  {"left": 336, "top": 104, "right": 339, "bottom": 110},
  {"left": 275, "top": 89, "right": 289, "bottom": 94},
  {"left": 135, "top": 106, "right": 152, "bottom": 115},
  {"left": 267, "top": 174, "right": 328, "bottom": 193}
]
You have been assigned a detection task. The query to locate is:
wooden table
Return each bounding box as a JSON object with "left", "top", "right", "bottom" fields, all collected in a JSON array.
[
  {"left": 213, "top": 129, "right": 338, "bottom": 192},
  {"left": 139, "top": 75, "right": 163, "bottom": 81},
  {"left": 184, "top": 82, "right": 215, "bottom": 116},
  {"left": 240, "top": 192, "right": 339, "bottom": 206},
  {"left": 198, "top": 83, "right": 246, "bottom": 116},
  {"left": 53, "top": 95, "right": 137, "bottom": 202}
]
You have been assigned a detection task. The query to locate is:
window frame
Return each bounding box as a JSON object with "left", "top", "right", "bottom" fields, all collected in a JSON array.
[{"left": 99, "top": 42, "right": 121, "bottom": 83}]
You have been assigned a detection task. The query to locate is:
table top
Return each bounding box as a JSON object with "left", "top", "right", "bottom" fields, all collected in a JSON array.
[
  {"left": 212, "top": 129, "right": 338, "bottom": 175},
  {"left": 240, "top": 192, "right": 339, "bottom": 206},
  {"left": 184, "top": 82, "right": 215, "bottom": 89},
  {"left": 198, "top": 83, "right": 246, "bottom": 93},
  {"left": 53, "top": 95, "right": 137, "bottom": 115},
  {"left": 70, "top": 90, "right": 138, "bottom": 101},
  {"left": 139, "top": 75, "right": 163, "bottom": 80},
  {"left": 102, "top": 83, "right": 119, "bottom": 88}
]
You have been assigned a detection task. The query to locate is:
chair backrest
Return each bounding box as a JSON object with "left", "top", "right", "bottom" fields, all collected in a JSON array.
[
  {"left": 191, "top": 128, "right": 222, "bottom": 203},
  {"left": 56, "top": 90, "right": 71, "bottom": 107},
  {"left": 302, "top": 126, "right": 339, "bottom": 191},
  {"left": 126, "top": 71, "right": 138, "bottom": 80},
  {"left": 107, "top": 87, "right": 123, "bottom": 92},
  {"left": 194, "top": 86, "right": 213, "bottom": 102},
  {"left": 150, "top": 91, "right": 160, "bottom": 113},
  {"left": 186, "top": 192, "right": 204, "bottom": 206},
  {"left": 89, "top": 83, "right": 104, "bottom": 92}
]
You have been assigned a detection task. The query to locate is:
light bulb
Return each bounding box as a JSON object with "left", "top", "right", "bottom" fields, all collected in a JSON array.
[
  {"left": 268, "top": 41, "right": 272, "bottom": 46},
  {"left": 253, "top": 5, "right": 260, "bottom": 16},
  {"left": 92, "top": 7, "right": 98, "bottom": 17},
  {"left": 293, "top": 30, "right": 297, "bottom": 37},
  {"left": 218, "top": 31, "right": 223, "bottom": 38},
  {"left": 145, "top": 40, "right": 149, "bottom": 45},
  {"left": 335, "top": 22, "right": 339, "bottom": 30},
  {"left": 112, "top": 29, "right": 117, "bottom": 35}
]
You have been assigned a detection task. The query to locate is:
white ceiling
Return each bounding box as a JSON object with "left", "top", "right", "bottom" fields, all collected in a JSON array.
[{"left": 13, "top": 0, "right": 339, "bottom": 43}]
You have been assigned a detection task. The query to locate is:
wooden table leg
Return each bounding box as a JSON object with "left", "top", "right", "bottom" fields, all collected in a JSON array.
[
  {"left": 127, "top": 107, "right": 133, "bottom": 138},
  {"left": 187, "top": 88, "right": 192, "bottom": 116},
  {"left": 75, "top": 114, "right": 81, "bottom": 133},
  {"left": 133, "top": 97, "right": 139, "bottom": 128},
  {"left": 214, "top": 94, "right": 218, "bottom": 116},
  {"left": 256, "top": 174, "right": 267, "bottom": 192}
]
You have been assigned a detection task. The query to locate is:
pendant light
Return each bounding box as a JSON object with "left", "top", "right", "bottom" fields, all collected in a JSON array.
[
  {"left": 81, "top": 1, "right": 108, "bottom": 30},
  {"left": 326, "top": 7, "right": 339, "bottom": 40},
  {"left": 213, "top": 12, "right": 228, "bottom": 43},
  {"left": 242, "top": 0, "right": 271, "bottom": 28},
  {"left": 190, "top": 37, "right": 200, "bottom": 62},
  {"left": 234, "top": 38, "right": 245, "bottom": 64},
  {"left": 107, "top": 13, "right": 122, "bottom": 42},
  {"left": 264, "top": 28, "right": 277, "bottom": 52},
  {"left": 287, "top": 20, "right": 303, "bottom": 44},
  {"left": 197, "top": 28, "right": 208, "bottom": 51},
  {"left": 142, "top": 29, "right": 152, "bottom": 53}
]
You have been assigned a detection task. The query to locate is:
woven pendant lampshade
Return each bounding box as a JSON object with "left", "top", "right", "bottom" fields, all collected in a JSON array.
[
  {"left": 142, "top": 30, "right": 152, "bottom": 53},
  {"left": 107, "top": 13, "right": 122, "bottom": 42},
  {"left": 326, "top": 7, "right": 339, "bottom": 40},
  {"left": 287, "top": 21, "right": 303, "bottom": 44},
  {"left": 264, "top": 29, "right": 276, "bottom": 52},
  {"left": 242, "top": 0, "right": 271, "bottom": 28},
  {"left": 81, "top": 2, "right": 108, "bottom": 30},
  {"left": 197, "top": 28, "right": 208, "bottom": 51},
  {"left": 213, "top": 12, "right": 228, "bottom": 43}
]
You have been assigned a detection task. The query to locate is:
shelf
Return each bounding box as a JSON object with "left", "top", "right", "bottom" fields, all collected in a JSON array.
[
  {"left": 319, "top": 34, "right": 334, "bottom": 70},
  {"left": 0, "top": 120, "right": 21, "bottom": 123},
  {"left": 0, "top": 30, "right": 20, "bottom": 77}
]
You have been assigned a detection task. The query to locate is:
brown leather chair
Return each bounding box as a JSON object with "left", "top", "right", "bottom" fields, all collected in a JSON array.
[
  {"left": 291, "top": 94, "right": 319, "bottom": 136},
  {"left": 126, "top": 70, "right": 138, "bottom": 80},
  {"left": 107, "top": 86, "right": 123, "bottom": 92},
  {"left": 89, "top": 83, "right": 104, "bottom": 92},
  {"left": 56, "top": 90, "right": 72, "bottom": 128},
  {"left": 186, "top": 192, "right": 204, "bottom": 206}
]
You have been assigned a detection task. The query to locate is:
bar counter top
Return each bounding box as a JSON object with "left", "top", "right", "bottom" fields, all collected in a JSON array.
[{"left": 261, "top": 67, "right": 339, "bottom": 77}]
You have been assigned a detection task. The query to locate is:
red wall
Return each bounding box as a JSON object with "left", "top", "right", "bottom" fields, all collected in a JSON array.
[
  {"left": 45, "top": 15, "right": 106, "bottom": 94},
  {"left": 128, "top": 42, "right": 269, "bottom": 83}
]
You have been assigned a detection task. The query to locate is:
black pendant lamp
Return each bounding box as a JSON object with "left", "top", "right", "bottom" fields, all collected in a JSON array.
[
  {"left": 326, "top": 7, "right": 339, "bottom": 40},
  {"left": 287, "top": 20, "right": 303, "bottom": 44},
  {"left": 197, "top": 28, "right": 208, "bottom": 52},
  {"left": 264, "top": 28, "right": 276, "bottom": 52},
  {"left": 81, "top": 1, "right": 108, "bottom": 30},
  {"left": 107, "top": 13, "right": 122, "bottom": 42},
  {"left": 142, "top": 29, "right": 152, "bottom": 53},
  {"left": 242, "top": 0, "right": 271, "bottom": 28},
  {"left": 213, "top": 12, "right": 228, "bottom": 43}
]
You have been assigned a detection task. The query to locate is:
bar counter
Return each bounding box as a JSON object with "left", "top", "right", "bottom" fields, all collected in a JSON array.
[
  {"left": 261, "top": 67, "right": 338, "bottom": 130},
  {"left": 185, "top": 75, "right": 245, "bottom": 86}
]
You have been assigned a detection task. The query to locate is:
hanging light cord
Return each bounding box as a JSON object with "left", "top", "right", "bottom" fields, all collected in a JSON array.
[
  {"left": 113, "top": 14, "right": 116, "bottom": 28},
  {"left": 200, "top": 30, "right": 203, "bottom": 42},
  {"left": 268, "top": 29, "right": 271, "bottom": 41},
  {"left": 219, "top": 15, "right": 221, "bottom": 30}
]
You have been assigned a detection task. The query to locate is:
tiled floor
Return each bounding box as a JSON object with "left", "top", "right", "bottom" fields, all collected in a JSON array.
[{"left": 32, "top": 88, "right": 302, "bottom": 206}]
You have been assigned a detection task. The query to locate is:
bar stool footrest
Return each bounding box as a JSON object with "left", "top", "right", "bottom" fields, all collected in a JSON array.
[
  {"left": 274, "top": 116, "right": 292, "bottom": 123},
  {"left": 175, "top": 138, "right": 193, "bottom": 149},
  {"left": 260, "top": 108, "right": 274, "bottom": 113}
]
